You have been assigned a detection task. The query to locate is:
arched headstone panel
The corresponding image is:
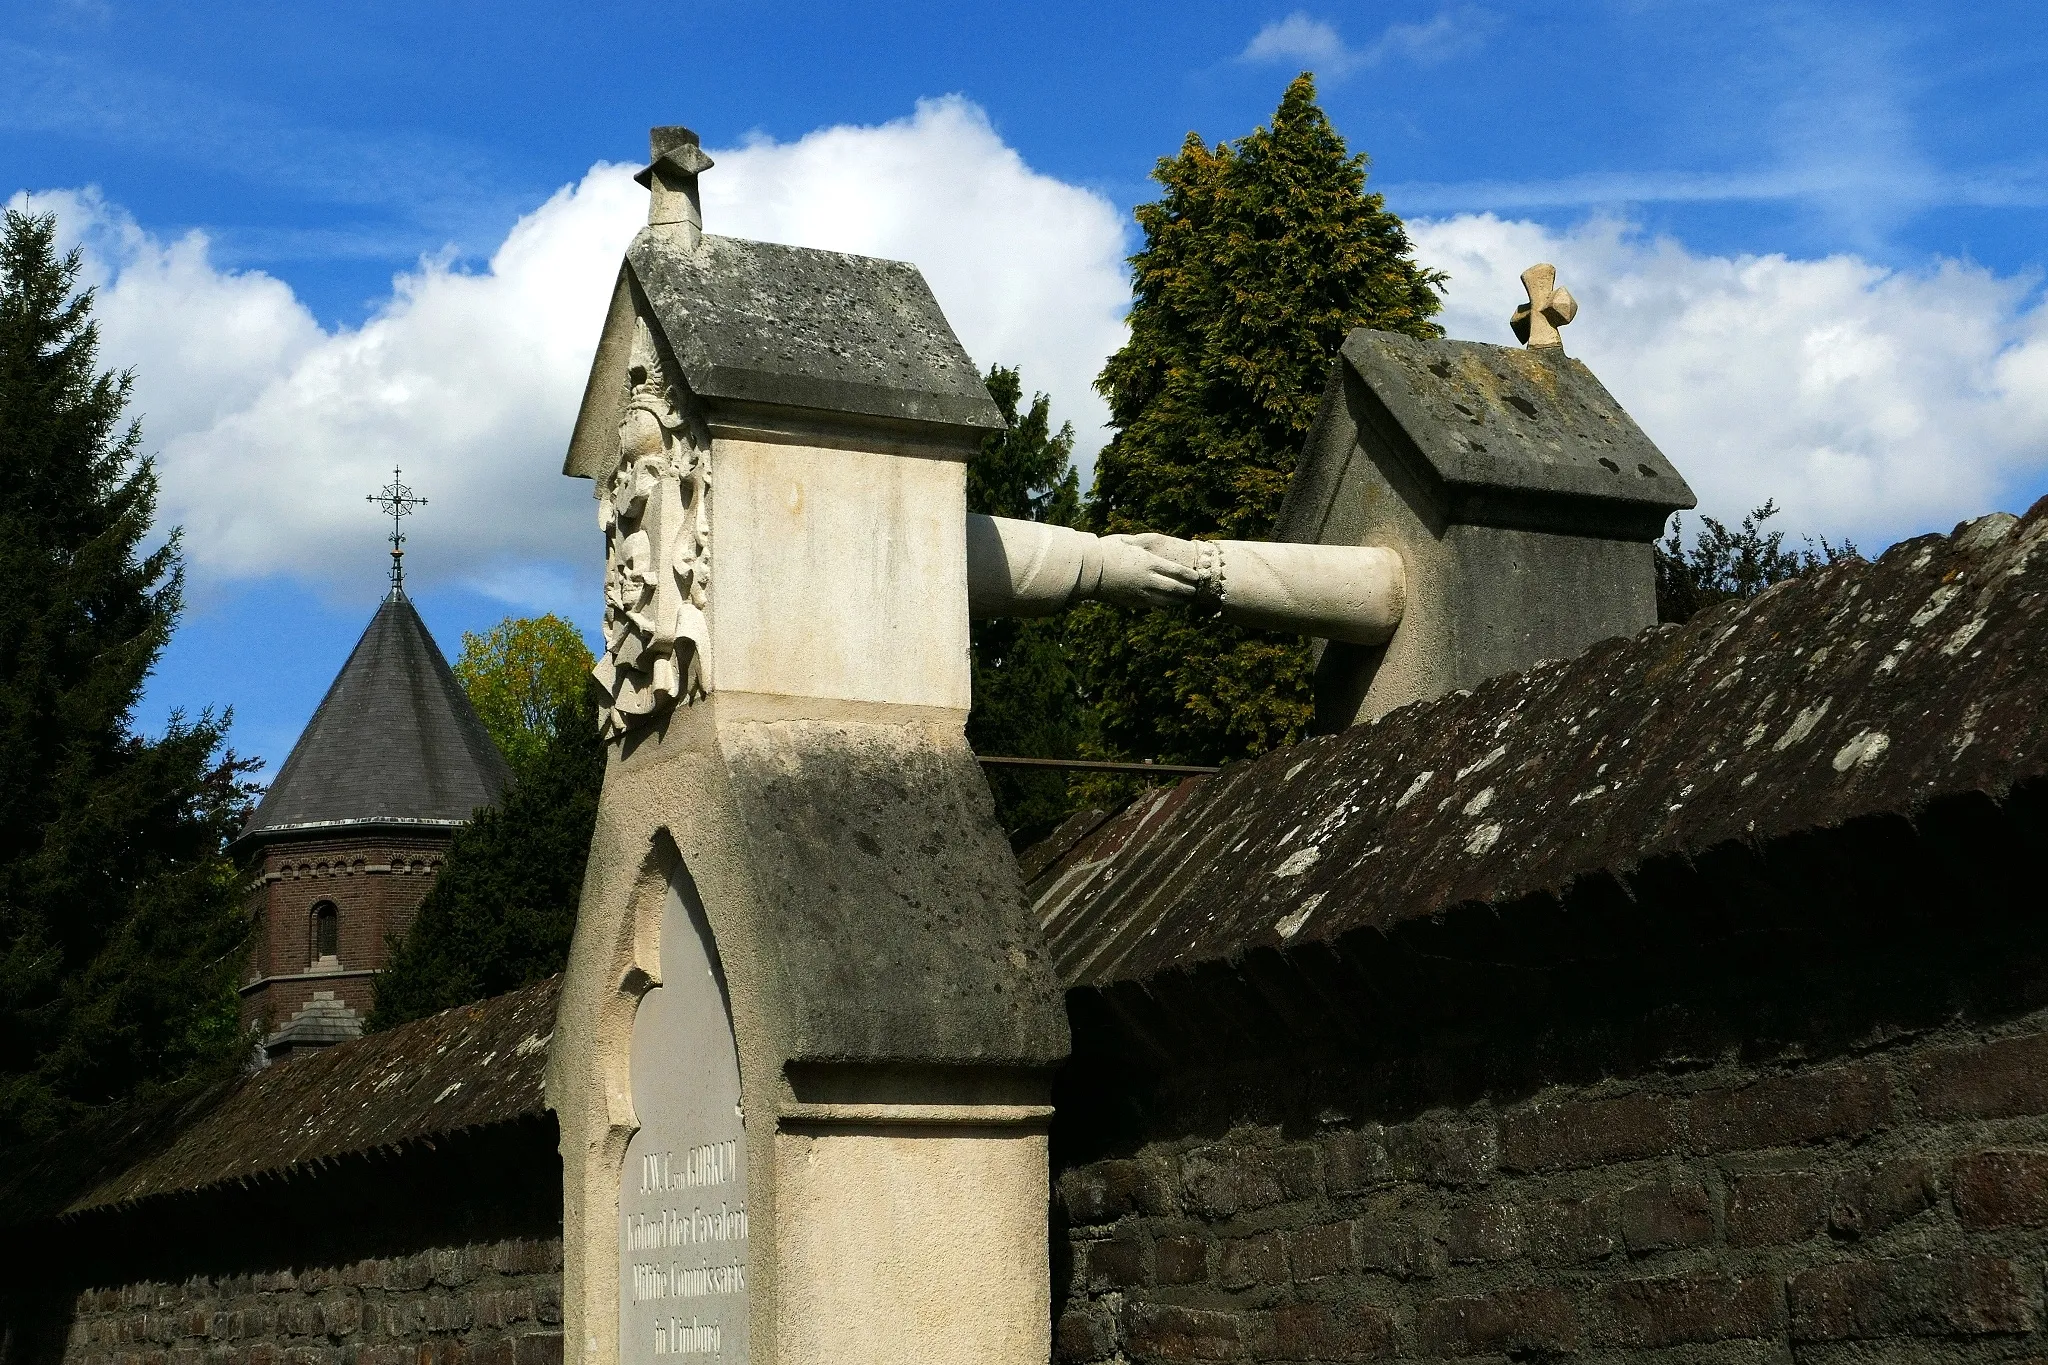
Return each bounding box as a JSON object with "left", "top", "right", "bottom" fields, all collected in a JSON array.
[{"left": 620, "top": 864, "right": 747, "bottom": 1363}]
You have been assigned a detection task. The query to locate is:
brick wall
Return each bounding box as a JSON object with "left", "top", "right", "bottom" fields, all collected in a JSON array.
[
  {"left": 1, "top": 1118, "right": 561, "bottom": 1365},
  {"left": 58, "top": 1239, "right": 562, "bottom": 1365},
  {"left": 1055, "top": 1015, "right": 2048, "bottom": 1362},
  {"left": 241, "top": 833, "right": 452, "bottom": 1031}
]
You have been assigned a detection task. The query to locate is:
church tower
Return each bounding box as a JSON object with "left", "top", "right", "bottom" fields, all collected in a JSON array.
[{"left": 237, "top": 475, "right": 511, "bottom": 1061}]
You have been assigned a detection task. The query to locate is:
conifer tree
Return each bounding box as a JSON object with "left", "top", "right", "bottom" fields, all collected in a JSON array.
[
  {"left": 369, "top": 622, "right": 601, "bottom": 1028},
  {"left": 1073, "top": 75, "right": 1445, "bottom": 767},
  {"left": 964, "top": 366, "right": 1084, "bottom": 838},
  {"left": 0, "top": 210, "right": 256, "bottom": 1147},
  {"left": 1655, "top": 502, "right": 1859, "bottom": 625}
]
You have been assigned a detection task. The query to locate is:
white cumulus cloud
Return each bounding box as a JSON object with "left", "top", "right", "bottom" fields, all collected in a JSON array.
[
  {"left": 1240, "top": 9, "right": 1491, "bottom": 77},
  {"left": 15, "top": 103, "right": 2048, "bottom": 617},
  {"left": 1410, "top": 214, "right": 2048, "bottom": 549},
  {"left": 13, "top": 97, "right": 1131, "bottom": 607}
]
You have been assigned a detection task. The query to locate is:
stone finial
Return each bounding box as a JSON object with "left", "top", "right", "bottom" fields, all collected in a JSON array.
[
  {"left": 636, "top": 125, "right": 715, "bottom": 245},
  {"left": 1511, "top": 263, "right": 1578, "bottom": 350}
]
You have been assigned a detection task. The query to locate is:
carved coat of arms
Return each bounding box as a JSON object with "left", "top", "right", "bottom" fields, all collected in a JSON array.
[{"left": 592, "top": 317, "right": 711, "bottom": 738}]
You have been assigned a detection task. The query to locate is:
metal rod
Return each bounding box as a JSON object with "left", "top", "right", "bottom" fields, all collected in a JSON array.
[{"left": 975, "top": 755, "right": 1220, "bottom": 776}]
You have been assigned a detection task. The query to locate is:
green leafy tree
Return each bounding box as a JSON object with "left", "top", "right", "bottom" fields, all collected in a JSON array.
[
  {"left": 0, "top": 210, "right": 258, "bottom": 1148},
  {"left": 452, "top": 613, "right": 595, "bottom": 783},
  {"left": 965, "top": 366, "right": 1085, "bottom": 839},
  {"left": 369, "top": 618, "right": 601, "bottom": 1028},
  {"left": 1073, "top": 73, "right": 1446, "bottom": 767},
  {"left": 1656, "top": 501, "right": 1859, "bottom": 625}
]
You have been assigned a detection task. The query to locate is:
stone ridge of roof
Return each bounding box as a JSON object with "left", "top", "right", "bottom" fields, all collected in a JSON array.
[
  {"left": 1028, "top": 501, "right": 2048, "bottom": 990},
  {"left": 52, "top": 977, "right": 557, "bottom": 1220},
  {"left": 241, "top": 592, "right": 512, "bottom": 843}
]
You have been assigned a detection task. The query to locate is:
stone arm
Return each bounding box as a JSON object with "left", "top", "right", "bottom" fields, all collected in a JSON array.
[{"left": 965, "top": 514, "right": 1404, "bottom": 646}]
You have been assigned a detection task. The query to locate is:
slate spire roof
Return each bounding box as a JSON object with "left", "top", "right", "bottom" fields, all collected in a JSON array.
[{"left": 239, "top": 589, "right": 511, "bottom": 845}]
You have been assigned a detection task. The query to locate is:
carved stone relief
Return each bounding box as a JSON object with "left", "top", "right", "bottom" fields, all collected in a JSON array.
[{"left": 594, "top": 315, "right": 712, "bottom": 739}]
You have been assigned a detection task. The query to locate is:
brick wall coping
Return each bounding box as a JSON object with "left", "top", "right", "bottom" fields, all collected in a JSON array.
[
  {"left": 237, "top": 967, "right": 378, "bottom": 997},
  {"left": 0, "top": 977, "right": 558, "bottom": 1228},
  {"left": 1026, "top": 499, "right": 2048, "bottom": 989}
]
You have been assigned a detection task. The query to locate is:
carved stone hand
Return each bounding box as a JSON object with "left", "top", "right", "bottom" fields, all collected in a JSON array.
[
  {"left": 965, "top": 514, "right": 1405, "bottom": 646},
  {"left": 1095, "top": 533, "right": 1207, "bottom": 609}
]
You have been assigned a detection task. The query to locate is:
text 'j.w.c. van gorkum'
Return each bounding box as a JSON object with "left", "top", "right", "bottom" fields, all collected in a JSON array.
[{"left": 640, "top": 1141, "right": 738, "bottom": 1192}]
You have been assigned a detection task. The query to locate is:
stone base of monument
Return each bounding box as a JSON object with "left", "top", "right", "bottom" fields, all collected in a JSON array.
[{"left": 554, "top": 702, "right": 1063, "bottom": 1365}]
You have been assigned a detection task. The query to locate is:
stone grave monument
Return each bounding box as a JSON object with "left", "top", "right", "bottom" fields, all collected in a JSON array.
[
  {"left": 1277, "top": 263, "right": 1696, "bottom": 727},
  {"left": 548, "top": 128, "right": 1695, "bottom": 1365},
  {"left": 545, "top": 126, "right": 1072, "bottom": 1365}
]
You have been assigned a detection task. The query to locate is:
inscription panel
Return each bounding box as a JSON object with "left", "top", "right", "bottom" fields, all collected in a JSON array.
[{"left": 621, "top": 868, "right": 746, "bottom": 1363}]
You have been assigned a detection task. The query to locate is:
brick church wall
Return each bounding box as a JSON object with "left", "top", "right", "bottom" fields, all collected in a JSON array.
[
  {"left": 0, "top": 985, "right": 561, "bottom": 1365},
  {"left": 56, "top": 1238, "right": 563, "bottom": 1365},
  {"left": 1, "top": 1116, "right": 563, "bottom": 1365},
  {"left": 1054, "top": 1010, "right": 2048, "bottom": 1363},
  {"left": 241, "top": 833, "right": 451, "bottom": 1031}
]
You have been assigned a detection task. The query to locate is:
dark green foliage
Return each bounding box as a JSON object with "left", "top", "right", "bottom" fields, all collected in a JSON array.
[
  {"left": 1073, "top": 73, "right": 1446, "bottom": 767},
  {"left": 968, "top": 366, "right": 1082, "bottom": 529},
  {"left": 1657, "top": 501, "right": 1860, "bottom": 625},
  {"left": 367, "top": 698, "right": 603, "bottom": 1029},
  {"left": 0, "top": 210, "right": 257, "bottom": 1147},
  {"left": 965, "top": 366, "right": 1086, "bottom": 839}
]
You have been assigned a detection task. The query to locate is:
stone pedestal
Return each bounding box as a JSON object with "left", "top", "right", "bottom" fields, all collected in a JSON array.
[
  {"left": 546, "top": 199, "right": 1068, "bottom": 1365},
  {"left": 1276, "top": 329, "right": 1697, "bottom": 727}
]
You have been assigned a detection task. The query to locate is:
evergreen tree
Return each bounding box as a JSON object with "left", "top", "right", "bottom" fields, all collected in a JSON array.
[
  {"left": 1656, "top": 502, "right": 1859, "bottom": 625},
  {"left": 368, "top": 620, "right": 601, "bottom": 1028},
  {"left": 1073, "top": 74, "right": 1445, "bottom": 767},
  {"left": 964, "top": 366, "right": 1085, "bottom": 839},
  {"left": 0, "top": 210, "right": 257, "bottom": 1147}
]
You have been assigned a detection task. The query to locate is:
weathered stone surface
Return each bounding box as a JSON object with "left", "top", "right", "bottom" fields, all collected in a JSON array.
[
  {"left": 1688, "top": 1065, "right": 1893, "bottom": 1152},
  {"left": 1953, "top": 1150, "right": 2048, "bottom": 1229},
  {"left": 1274, "top": 327, "right": 1696, "bottom": 724},
  {"left": 1029, "top": 501, "right": 2048, "bottom": 990},
  {"left": 1293, "top": 330, "right": 1692, "bottom": 539},
  {"left": 1725, "top": 1170, "right": 1829, "bottom": 1247},
  {"left": 1790, "top": 1254, "right": 2035, "bottom": 1339},
  {"left": 628, "top": 230, "right": 1002, "bottom": 435},
  {"left": 1416, "top": 1286, "right": 1584, "bottom": 1355},
  {"left": 1272, "top": 1301, "right": 1393, "bottom": 1360},
  {"left": 717, "top": 723, "right": 1068, "bottom": 1067},
  {"left": 1596, "top": 1272, "right": 1784, "bottom": 1348},
  {"left": 1500, "top": 1091, "right": 1676, "bottom": 1171}
]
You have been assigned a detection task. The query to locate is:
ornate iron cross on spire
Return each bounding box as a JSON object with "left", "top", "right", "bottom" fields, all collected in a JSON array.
[{"left": 367, "top": 466, "right": 426, "bottom": 593}]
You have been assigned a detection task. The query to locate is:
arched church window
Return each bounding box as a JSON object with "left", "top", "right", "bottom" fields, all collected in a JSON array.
[{"left": 312, "top": 901, "right": 339, "bottom": 962}]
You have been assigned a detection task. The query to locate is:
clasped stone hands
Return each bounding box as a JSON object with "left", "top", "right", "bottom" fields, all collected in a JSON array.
[{"left": 1096, "top": 532, "right": 1212, "bottom": 610}]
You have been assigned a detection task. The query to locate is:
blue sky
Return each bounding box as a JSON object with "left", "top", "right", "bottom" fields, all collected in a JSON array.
[{"left": 7, "top": 0, "right": 2048, "bottom": 778}]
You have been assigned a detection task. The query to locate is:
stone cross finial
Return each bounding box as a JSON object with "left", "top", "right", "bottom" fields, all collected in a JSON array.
[
  {"left": 635, "top": 125, "right": 715, "bottom": 247},
  {"left": 1511, "top": 263, "right": 1578, "bottom": 350}
]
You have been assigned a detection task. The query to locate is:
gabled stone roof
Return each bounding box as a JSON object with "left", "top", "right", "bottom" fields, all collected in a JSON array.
[
  {"left": 565, "top": 228, "right": 1004, "bottom": 479},
  {"left": 626, "top": 230, "right": 1004, "bottom": 432},
  {"left": 1028, "top": 502, "right": 2048, "bottom": 989},
  {"left": 1305, "top": 331, "right": 1693, "bottom": 539},
  {"left": 239, "top": 590, "right": 511, "bottom": 845}
]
